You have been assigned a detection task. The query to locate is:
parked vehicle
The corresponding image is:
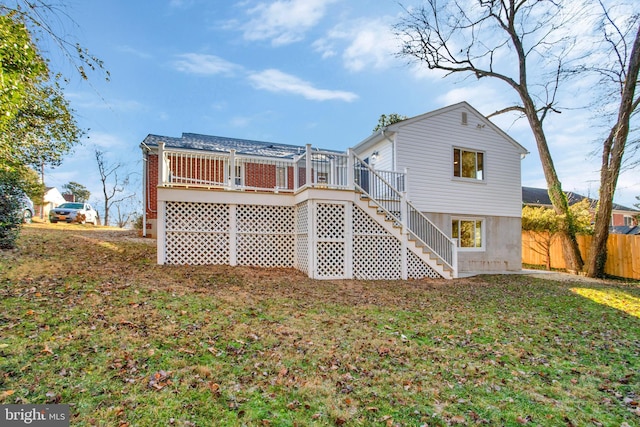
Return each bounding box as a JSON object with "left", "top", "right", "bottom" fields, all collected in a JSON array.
[
  {"left": 49, "top": 202, "right": 98, "bottom": 224},
  {"left": 20, "top": 196, "right": 34, "bottom": 224}
]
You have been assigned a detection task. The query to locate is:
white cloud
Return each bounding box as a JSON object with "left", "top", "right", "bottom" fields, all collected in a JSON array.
[
  {"left": 66, "top": 92, "right": 145, "bottom": 113},
  {"left": 248, "top": 69, "right": 357, "bottom": 102},
  {"left": 116, "top": 45, "right": 152, "bottom": 59},
  {"left": 242, "top": 0, "right": 338, "bottom": 46},
  {"left": 87, "top": 132, "right": 128, "bottom": 151},
  {"left": 314, "top": 17, "right": 400, "bottom": 72},
  {"left": 173, "top": 53, "right": 241, "bottom": 76}
]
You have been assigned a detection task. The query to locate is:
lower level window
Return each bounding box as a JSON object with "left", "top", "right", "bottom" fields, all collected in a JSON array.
[{"left": 452, "top": 218, "right": 484, "bottom": 249}]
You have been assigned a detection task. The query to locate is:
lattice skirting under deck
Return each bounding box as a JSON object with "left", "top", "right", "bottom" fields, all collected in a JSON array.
[{"left": 162, "top": 200, "right": 442, "bottom": 279}]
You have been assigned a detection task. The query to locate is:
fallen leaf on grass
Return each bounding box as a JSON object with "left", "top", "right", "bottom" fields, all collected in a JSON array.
[
  {"left": 0, "top": 390, "right": 15, "bottom": 402},
  {"left": 450, "top": 415, "right": 466, "bottom": 424},
  {"left": 208, "top": 382, "right": 221, "bottom": 395},
  {"left": 148, "top": 370, "right": 171, "bottom": 390},
  {"left": 41, "top": 344, "right": 54, "bottom": 355}
]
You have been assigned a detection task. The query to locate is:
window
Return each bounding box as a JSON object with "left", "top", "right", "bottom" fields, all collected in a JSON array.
[
  {"left": 453, "top": 148, "right": 484, "bottom": 180},
  {"left": 452, "top": 218, "right": 484, "bottom": 249},
  {"left": 234, "top": 165, "right": 243, "bottom": 186},
  {"left": 624, "top": 215, "right": 634, "bottom": 226},
  {"left": 276, "top": 166, "right": 287, "bottom": 188}
]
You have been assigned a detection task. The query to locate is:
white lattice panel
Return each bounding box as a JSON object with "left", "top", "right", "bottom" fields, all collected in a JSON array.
[
  {"left": 166, "top": 202, "right": 229, "bottom": 232},
  {"left": 407, "top": 250, "right": 441, "bottom": 279},
  {"left": 316, "top": 241, "right": 345, "bottom": 278},
  {"left": 165, "top": 202, "right": 230, "bottom": 265},
  {"left": 316, "top": 203, "right": 345, "bottom": 239},
  {"left": 166, "top": 232, "right": 230, "bottom": 265},
  {"left": 352, "top": 205, "right": 388, "bottom": 235},
  {"left": 315, "top": 203, "right": 347, "bottom": 278},
  {"left": 236, "top": 205, "right": 294, "bottom": 267},
  {"left": 237, "top": 234, "right": 294, "bottom": 267},
  {"left": 352, "top": 235, "right": 402, "bottom": 280},
  {"left": 237, "top": 205, "right": 293, "bottom": 233},
  {"left": 294, "top": 202, "right": 309, "bottom": 274}
]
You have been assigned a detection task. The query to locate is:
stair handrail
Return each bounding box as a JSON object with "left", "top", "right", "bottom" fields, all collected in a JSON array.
[
  {"left": 406, "top": 201, "right": 456, "bottom": 274},
  {"left": 351, "top": 152, "right": 456, "bottom": 275},
  {"left": 352, "top": 153, "right": 403, "bottom": 221}
]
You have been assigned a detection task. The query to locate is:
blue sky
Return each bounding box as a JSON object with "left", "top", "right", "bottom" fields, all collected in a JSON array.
[{"left": 41, "top": 0, "right": 639, "bottom": 213}]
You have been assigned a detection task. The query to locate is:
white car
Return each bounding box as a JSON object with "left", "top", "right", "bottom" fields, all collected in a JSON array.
[{"left": 49, "top": 202, "right": 98, "bottom": 225}]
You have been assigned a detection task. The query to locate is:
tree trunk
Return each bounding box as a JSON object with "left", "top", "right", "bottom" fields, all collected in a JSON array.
[
  {"left": 522, "top": 96, "right": 584, "bottom": 273},
  {"left": 586, "top": 24, "right": 640, "bottom": 278}
]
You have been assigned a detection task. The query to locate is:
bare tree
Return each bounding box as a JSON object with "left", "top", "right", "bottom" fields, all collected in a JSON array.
[
  {"left": 396, "top": 0, "right": 585, "bottom": 272},
  {"left": 95, "top": 149, "right": 134, "bottom": 227},
  {"left": 585, "top": 6, "right": 640, "bottom": 277},
  {"left": 112, "top": 196, "right": 139, "bottom": 229}
]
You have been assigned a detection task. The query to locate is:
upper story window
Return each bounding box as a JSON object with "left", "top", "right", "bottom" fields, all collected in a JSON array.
[{"left": 453, "top": 148, "right": 484, "bottom": 180}]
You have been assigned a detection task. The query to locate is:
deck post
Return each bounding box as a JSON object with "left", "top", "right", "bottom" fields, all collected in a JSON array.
[
  {"left": 403, "top": 167, "right": 409, "bottom": 195},
  {"left": 229, "top": 149, "right": 236, "bottom": 190},
  {"left": 346, "top": 148, "right": 354, "bottom": 190},
  {"left": 158, "top": 142, "right": 165, "bottom": 186},
  {"left": 157, "top": 201, "right": 166, "bottom": 265},
  {"left": 400, "top": 191, "right": 409, "bottom": 280},
  {"left": 229, "top": 204, "right": 237, "bottom": 266},
  {"left": 400, "top": 191, "right": 408, "bottom": 234},
  {"left": 305, "top": 144, "right": 312, "bottom": 188},
  {"left": 451, "top": 239, "right": 458, "bottom": 278}
]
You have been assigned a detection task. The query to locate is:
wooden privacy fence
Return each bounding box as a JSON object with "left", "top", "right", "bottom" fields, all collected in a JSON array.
[{"left": 522, "top": 231, "right": 640, "bottom": 280}]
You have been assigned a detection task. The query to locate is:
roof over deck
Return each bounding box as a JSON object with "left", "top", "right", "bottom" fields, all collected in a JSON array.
[{"left": 142, "top": 133, "right": 341, "bottom": 159}]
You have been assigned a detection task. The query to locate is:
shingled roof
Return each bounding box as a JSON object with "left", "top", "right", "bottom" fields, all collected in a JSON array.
[
  {"left": 141, "top": 133, "right": 340, "bottom": 159},
  {"left": 522, "top": 186, "right": 637, "bottom": 212}
]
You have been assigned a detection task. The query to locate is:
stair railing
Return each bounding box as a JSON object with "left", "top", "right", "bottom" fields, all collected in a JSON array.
[{"left": 351, "top": 152, "right": 456, "bottom": 275}]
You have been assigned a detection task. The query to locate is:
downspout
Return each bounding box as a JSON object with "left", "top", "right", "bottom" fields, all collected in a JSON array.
[{"left": 140, "top": 142, "right": 153, "bottom": 237}]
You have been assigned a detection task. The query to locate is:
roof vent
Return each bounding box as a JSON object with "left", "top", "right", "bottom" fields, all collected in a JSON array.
[{"left": 461, "top": 112, "right": 468, "bottom": 125}]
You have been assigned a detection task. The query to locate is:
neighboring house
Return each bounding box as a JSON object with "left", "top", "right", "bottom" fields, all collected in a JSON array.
[
  {"left": 610, "top": 225, "right": 640, "bottom": 235},
  {"left": 36, "top": 187, "right": 67, "bottom": 220},
  {"left": 522, "top": 186, "right": 639, "bottom": 229},
  {"left": 141, "top": 102, "right": 528, "bottom": 280}
]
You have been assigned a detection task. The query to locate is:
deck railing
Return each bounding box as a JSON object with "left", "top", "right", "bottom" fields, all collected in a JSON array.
[
  {"left": 157, "top": 142, "right": 455, "bottom": 274},
  {"left": 159, "top": 143, "right": 352, "bottom": 192}
]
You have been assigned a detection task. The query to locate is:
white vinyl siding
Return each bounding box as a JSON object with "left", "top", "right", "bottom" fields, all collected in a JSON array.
[{"left": 395, "top": 105, "right": 524, "bottom": 217}]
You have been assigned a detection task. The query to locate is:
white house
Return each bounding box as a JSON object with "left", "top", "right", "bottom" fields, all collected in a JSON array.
[
  {"left": 36, "top": 187, "right": 67, "bottom": 220},
  {"left": 353, "top": 103, "right": 528, "bottom": 273},
  {"left": 141, "top": 102, "right": 528, "bottom": 279}
]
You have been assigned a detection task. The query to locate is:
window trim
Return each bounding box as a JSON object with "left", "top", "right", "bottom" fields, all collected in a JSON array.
[
  {"left": 452, "top": 147, "right": 485, "bottom": 182},
  {"left": 452, "top": 217, "right": 485, "bottom": 251}
]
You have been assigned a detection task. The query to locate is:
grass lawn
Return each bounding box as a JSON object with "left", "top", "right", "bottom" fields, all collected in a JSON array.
[{"left": 1, "top": 224, "right": 639, "bottom": 426}]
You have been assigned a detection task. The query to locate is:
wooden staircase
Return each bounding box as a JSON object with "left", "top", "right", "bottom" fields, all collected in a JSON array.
[{"left": 354, "top": 195, "right": 455, "bottom": 279}]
